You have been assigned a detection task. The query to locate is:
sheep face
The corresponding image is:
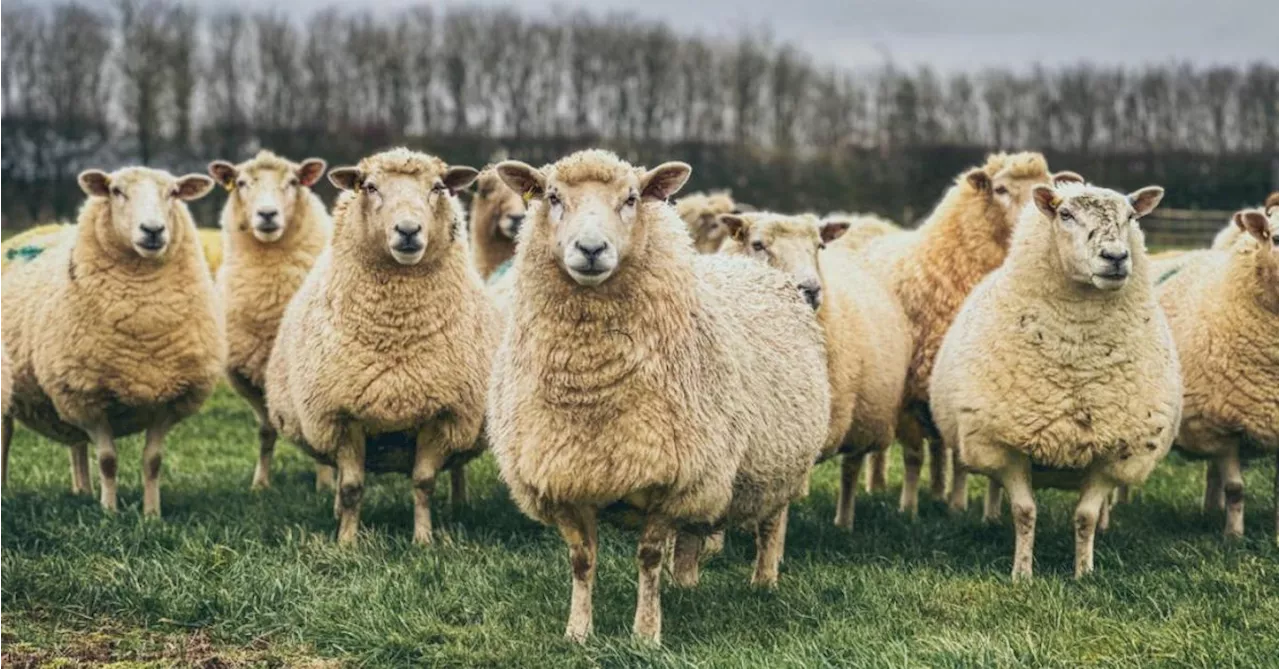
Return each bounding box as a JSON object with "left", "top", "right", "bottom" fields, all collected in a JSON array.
[
  {"left": 78, "top": 168, "right": 215, "bottom": 260},
  {"left": 1232, "top": 206, "right": 1279, "bottom": 313},
  {"left": 1032, "top": 184, "right": 1164, "bottom": 291},
  {"left": 685, "top": 193, "right": 738, "bottom": 254},
  {"left": 329, "top": 159, "right": 479, "bottom": 266},
  {"left": 473, "top": 170, "right": 527, "bottom": 242},
  {"left": 964, "top": 154, "right": 1072, "bottom": 237},
  {"left": 719, "top": 213, "right": 850, "bottom": 310},
  {"left": 496, "top": 157, "right": 691, "bottom": 287},
  {"left": 208, "top": 153, "right": 326, "bottom": 243}
]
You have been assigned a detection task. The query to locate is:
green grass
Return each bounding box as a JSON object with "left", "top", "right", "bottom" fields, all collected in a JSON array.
[{"left": 3, "top": 386, "right": 1276, "bottom": 667}]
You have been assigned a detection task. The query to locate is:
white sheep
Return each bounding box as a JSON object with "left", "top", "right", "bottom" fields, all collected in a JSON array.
[
  {"left": 487, "top": 150, "right": 829, "bottom": 643},
  {"left": 208, "top": 150, "right": 331, "bottom": 491},
  {"left": 469, "top": 166, "right": 528, "bottom": 280},
  {"left": 930, "top": 182, "right": 1179, "bottom": 578},
  {"left": 1, "top": 167, "right": 222, "bottom": 514},
  {"left": 264, "top": 148, "right": 497, "bottom": 546}
]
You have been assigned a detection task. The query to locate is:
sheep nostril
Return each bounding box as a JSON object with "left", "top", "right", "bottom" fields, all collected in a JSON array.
[
  {"left": 395, "top": 222, "right": 423, "bottom": 238},
  {"left": 575, "top": 240, "right": 607, "bottom": 260}
]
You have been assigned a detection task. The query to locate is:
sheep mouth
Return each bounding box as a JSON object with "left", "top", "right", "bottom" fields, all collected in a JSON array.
[
  {"left": 252, "top": 223, "right": 284, "bottom": 242},
  {"left": 566, "top": 264, "right": 614, "bottom": 287},
  {"left": 134, "top": 238, "right": 168, "bottom": 256}
]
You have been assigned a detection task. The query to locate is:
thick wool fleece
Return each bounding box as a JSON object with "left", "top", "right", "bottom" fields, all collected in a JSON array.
[
  {"left": 930, "top": 189, "right": 1181, "bottom": 481},
  {"left": 2, "top": 175, "right": 223, "bottom": 445},
  {"left": 1158, "top": 220, "right": 1278, "bottom": 458},
  {"left": 488, "top": 175, "right": 828, "bottom": 531},
  {"left": 859, "top": 153, "right": 1052, "bottom": 412},
  {"left": 470, "top": 167, "right": 525, "bottom": 279},
  {"left": 217, "top": 154, "right": 331, "bottom": 394},
  {"left": 265, "top": 151, "right": 499, "bottom": 472},
  {"left": 828, "top": 214, "right": 901, "bottom": 252},
  {"left": 1, "top": 346, "right": 11, "bottom": 417}
]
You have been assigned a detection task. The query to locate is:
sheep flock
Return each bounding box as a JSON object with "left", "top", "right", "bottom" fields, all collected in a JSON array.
[{"left": 0, "top": 145, "right": 1275, "bottom": 644}]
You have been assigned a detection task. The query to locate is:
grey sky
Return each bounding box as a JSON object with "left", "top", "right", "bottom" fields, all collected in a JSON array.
[{"left": 184, "top": 0, "right": 1278, "bottom": 70}]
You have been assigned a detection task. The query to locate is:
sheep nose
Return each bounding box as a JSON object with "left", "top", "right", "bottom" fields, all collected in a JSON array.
[
  {"left": 799, "top": 282, "right": 823, "bottom": 310},
  {"left": 395, "top": 221, "right": 423, "bottom": 238},
  {"left": 139, "top": 221, "right": 164, "bottom": 237},
  {"left": 1100, "top": 248, "right": 1130, "bottom": 264},
  {"left": 257, "top": 208, "right": 279, "bottom": 223},
  {"left": 575, "top": 239, "right": 608, "bottom": 261}
]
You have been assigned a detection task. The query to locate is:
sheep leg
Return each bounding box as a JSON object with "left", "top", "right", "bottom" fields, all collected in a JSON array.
[
  {"left": 412, "top": 430, "right": 449, "bottom": 546},
  {"left": 1073, "top": 478, "right": 1111, "bottom": 577},
  {"left": 702, "top": 530, "right": 726, "bottom": 559},
  {"left": 1, "top": 415, "right": 11, "bottom": 485},
  {"left": 834, "top": 452, "right": 862, "bottom": 530},
  {"left": 450, "top": 465, "right": 467, "bottom": 507},
  {"left": 633, "top": 515, "right": 671, "bottom": 643},
  {"left": 899, "top": 433, "right": 924, "bottom": 519},
  {"left": 1098, "top": 494, "right": 1111, "bottom": 533},
  {"left": 315, "top": 464, "right": 336, "bottom": 492},
  {"left": 1219, "top": 447, "right": 1245, "bottom": 539},
  {"left": 982, "top": 478, "right": 1003, "bottom": 523},
  {"left": 752, "top": 506, "right": 789, "bottom": 588},
  {"left": 865, "top": 450, "right": 888, "bottom": 493},
  {"left": 1002, "top": 462, "right": 1036, "bottom": 580},
  {"left": 558, "top": 506, "right": 598, "bottom": 643},
  {"left": 948, "top": 447, "right": 969, "bottom": 512},
  {"left": 141, "top": 422, "right": 172, "bottom": 518},
  {"left": 247, "top": 395, "right": 276, "bottom": 491},
  {"left": 1114, "top": 484, "right": 1131, "bottom": 504},
  {"left": 1202, "top": 461, "right": 1224, "bottom": 512},
  {"left": 671, "top": 529, "right": 702, "bottom": 588},
  {"left": 84, "top": 427, "right": 120, "bottom": 512},
  {"left": 335, "top": 425, "right": 366, "bottom": 546},
  {"left": 69, "top": 443, "right": 92, "bottom": 495},
  {"left": 928, "top": 438, "right": 947, "bottom": 498}
]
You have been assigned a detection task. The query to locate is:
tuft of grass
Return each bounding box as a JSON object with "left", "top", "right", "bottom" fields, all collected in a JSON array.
[{"left": 3, "top": 386, "right": 1276, "bottom": 667}]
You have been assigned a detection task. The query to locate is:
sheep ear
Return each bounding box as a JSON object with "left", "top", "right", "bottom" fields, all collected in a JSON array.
[
  {"left": 1032, "top": 185, "right": 1060, "bottom": 218},
  {"left": 329, "top": 167, "right": 361, "bottom": 192},
  {"left": 719, "top": 214, "right": 749, "bottom": 242},
  {"left": 640, "top": 162, "right": 692, "bottom": 201},
  {"left": 296, "top": 159, "right": 327, "bottom": 187},
  {"left": 1265, "top": 192, "right": 1278, "bottom": 217},
  {"left": 1233, "top": 210, "right": 1271, "bottom": 244},
  {"left": 496, "top": 160, "right": 545, "bottom": 201},
  {"left": 1052, "top": 170, "right": 1084, "bottom": 186},
  {"left": 965, "top": 168, "right": 991, "bottom": 193},
  {"left": 208, "top": 161, "right": 238, "bottom": 190},
  {"left": 443, "top": 166, "right": 480, "bottom": 195},
  {"left": 820, "top": 220, "right": 851, "bottom": 243},
  {"left": 79, "top": 170, "right": 112, "bottom": 197},
  {"left": 174, "top": 174, "right": 215, "bottom": 201},
  {"left": 1127, "top": 186, "right": 1164, "bottom": 219}
]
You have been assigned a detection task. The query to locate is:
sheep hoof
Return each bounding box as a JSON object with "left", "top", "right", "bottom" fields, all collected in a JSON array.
[{"left": 564, "top": 627, "right": 591, "bottom": 644}]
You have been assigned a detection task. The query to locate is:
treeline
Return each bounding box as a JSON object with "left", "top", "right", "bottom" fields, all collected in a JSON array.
[{"left": 2, "top": 0, "right": 1276, "bottom": 226}]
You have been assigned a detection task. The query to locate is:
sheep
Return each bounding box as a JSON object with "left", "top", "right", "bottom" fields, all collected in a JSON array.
[
  {"left": 469, "top": 166, "right": 528, "bottom": 280},
  {"left": 487, "top": 150, "right": 829, "bottom": 643},
  {"left": 825, "top": 212, "right": 902, "bottom": 251},
  {"left": 719, "top": 212, "right": 911, "bottom": 530},
  {"left": 855, "top": 155, "right": 1083, "bottom": 516},
  {"left": 0, "top": 167, "right": 222, "bottom": 514},
  {"left": 930, "top": 182, "right": 1178, "bottom": 579},
  {"left": 674, "top": 190, "right": 742, "bottom": 253},
  {"left": 1157, "top": 201, "right": 1278, "bottom": 538},
  {"left": 1212, "top": 193, "right": 1278, "bottom": 250},
  {"left": 1, "top": 347, "right": 11, "bottom": 484},
  {"left": 208, "top": 150, "right": 332, "bottom": 491},
  {"left": 264, "top": 148, "right": 496, "bottom": 546}
]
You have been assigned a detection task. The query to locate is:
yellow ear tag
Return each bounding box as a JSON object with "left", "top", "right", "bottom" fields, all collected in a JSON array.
[
  {"left": 223, "top": 180, "right": 236, "bottom": 193},
  {"left": 522, "top": 189, "right": 535, "bottom": 204},
  {"left": 1050, "top": 195, "right": 1063, "bottom": 208}
]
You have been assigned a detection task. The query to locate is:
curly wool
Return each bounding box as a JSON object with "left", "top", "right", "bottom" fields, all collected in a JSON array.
[
  {"left": 930, "top": 186, "right": 1181, "bottom": 479},
  {"left": 488, "top": 155, "right": 829, "bottom": 530},
  {"left": 217, "top": 153, "right": 331, "bottom": 393},
  {"left": 1, "top": 172, "right": 223, "bottom": 445},
  {"left": 265, "top": 151, "right": 499, "bottom": 471},
  {"left": 1159, "top": 214, "right": 1278, "bottom": 457}
]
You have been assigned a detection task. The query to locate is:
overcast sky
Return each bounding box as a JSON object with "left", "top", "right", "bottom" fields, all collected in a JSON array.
[{"left": 185, "top": 0, "right": 1278, "bottom": 70}]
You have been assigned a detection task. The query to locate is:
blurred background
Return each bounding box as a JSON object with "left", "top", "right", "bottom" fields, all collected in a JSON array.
[{"left": 2, "top": 0, "right": 1277, "bottom": 245}]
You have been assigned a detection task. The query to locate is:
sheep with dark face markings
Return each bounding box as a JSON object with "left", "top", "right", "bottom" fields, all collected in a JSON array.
[
  {"left": 930, "top": 182, "right": 1180, "bottom": 579},
  {"left": 1, "top": 167, "right": 222, "bottom": 514},
  {"left": 487, "top": 150, "right": 828, "bottom": 644},
  {"left": 265, "top": 148, "right": 498, "bottom": 546}
]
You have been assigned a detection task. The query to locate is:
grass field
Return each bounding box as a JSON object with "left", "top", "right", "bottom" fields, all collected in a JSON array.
[{"left": 2, "top": 385, "right": 1277, "bottom": 667}]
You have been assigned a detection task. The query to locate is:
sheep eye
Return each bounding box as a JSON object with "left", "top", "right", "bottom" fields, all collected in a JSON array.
[
  {"left": 363, "top": 182, "right": 378, "bottom": 194},
  {"left": 236, "top": 179, "right": 247, "bottom": 189},
  {"left": 110, "top": 186, "right": 124, "bottom": 198},
  {"left": 818, "top": 242, "right": 827, "bottom": 251},
  {"left": 547, "top": 193, "right": 561, "bottom": 207},
  {"left": 994, "top": 185, "right": 1009, "bottom": 195},
  {"left": 432, "top": 181, "right": 446, "bottom": 192},
  {"left": 624, "top": 194, "right": 638, "bottom": 207},
  {"left": 751, "top": 240, "right": 766, "bottom": 252},
  {"left": 287, "top": 178, "right": 299, "bottom": 188},
  {"left": 1060, "top": 210, "right": 1074, "bottom": 222}
]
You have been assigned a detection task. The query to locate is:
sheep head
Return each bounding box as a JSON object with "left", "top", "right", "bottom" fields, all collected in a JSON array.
[
  {"left": 208, "top": 150, "right": 326, "bottom": 243},
  {"left": 1031, "top": 182, "right": 1163, "bottom": 291},
  {"left": 78, "top": 167, "right": 214, "bottom": 260},
  {"left": 677, "top": 191, "right": 739, "bottom": 254},
  {"left": 328, "top": 148, "right": 478, "bottom": 267},
  {"left": 472, "top": 168, "right": 527, "bottom": 242},
  {"left": 963, "top": 152, "right": 1070, "bottom": 236},
  {"left": 719, "top": 212, "right": 848, "bottom": 310},
  {"left": 1232, "top": 205, "right": 1279, "bottom": 313},
  {"left": 496, "top": 150, "right": 691, "bottom": 288}
]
